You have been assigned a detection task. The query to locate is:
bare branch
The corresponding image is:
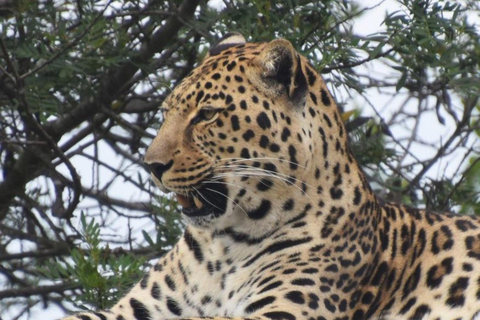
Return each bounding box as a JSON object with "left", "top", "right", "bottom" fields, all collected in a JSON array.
[
  {"left": 0, "top": 283, "right": 80, "bottom": 299},
  {"left": 405, "top": 95, "right": 479, "bottom": 193}
]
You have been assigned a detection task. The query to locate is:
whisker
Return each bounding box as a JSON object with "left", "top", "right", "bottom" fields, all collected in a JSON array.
[
  {"left": 213, "top": 157, "right": 313, "bottom": 190},
  {"left": 210, "top": 168, "right": 314, "bottom": 198},
  {"left": 214, "top": 164, "right": 310, "bottom": 186},
  {"left": 215, "top": 166, "right": 315, "bottom": 188},
  {"left": 192, "top": 186, "right": 224, "bottom": 212},
  {"left": 216, "top": 156, "right": 308, "bottom": 170},
  {"left": 203, "top": 185, "right": 249, "bottom": 218}
]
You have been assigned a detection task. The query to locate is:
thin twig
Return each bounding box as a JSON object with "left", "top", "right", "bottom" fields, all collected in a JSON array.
[
  {"left": 405, "top": 95, "right": 479, "bottom": 194},
  {"left": 0, "top": 283, "right": 80, "bottom": 299},
  {"left": 322, "top": 47, "right": 396, "bottom": 73},
  {"left": 20, "top": 0, "right": 114, "bottom": 80},
  {"left": 0, "top": 139, "right": 47, "bottom": 145}
]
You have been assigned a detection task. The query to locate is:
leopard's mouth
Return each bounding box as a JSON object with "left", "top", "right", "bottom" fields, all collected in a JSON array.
[{"left": 175, "top": 182, "right": 228, "bottom": 217}]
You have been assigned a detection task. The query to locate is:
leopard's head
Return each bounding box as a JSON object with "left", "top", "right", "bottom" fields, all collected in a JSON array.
[{"left": 145, "top": 34, "right": 350, "bottom": 234}]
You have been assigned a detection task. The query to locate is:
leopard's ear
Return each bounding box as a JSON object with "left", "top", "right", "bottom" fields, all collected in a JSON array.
[
  {"left": 256, "top": 39, "right": 307, "bottom": 105},
  {"left": 209, "top": 32, "right": 246, "bottom": 56}
]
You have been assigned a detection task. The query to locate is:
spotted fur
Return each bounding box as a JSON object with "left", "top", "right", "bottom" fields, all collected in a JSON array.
[{"left": 61, "top": 34, "right": 480, "bottom": 320}]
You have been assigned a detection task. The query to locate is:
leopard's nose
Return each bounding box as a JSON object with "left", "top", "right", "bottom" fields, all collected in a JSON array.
[{"left": 145, "top": 160, "right": 173, "bottom": 181}]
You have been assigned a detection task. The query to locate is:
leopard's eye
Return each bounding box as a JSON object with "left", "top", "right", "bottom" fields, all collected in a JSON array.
[
  {"left": 200, "top": 109, "right": 217, "bottom": 120},
  {"left": 191, "top": 108, "right": 219, "bottom": 125}
]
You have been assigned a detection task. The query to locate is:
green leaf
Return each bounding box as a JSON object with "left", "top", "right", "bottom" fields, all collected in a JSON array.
[
  {"left": 369, "top": 41, "right": 386, "bottom": 59},
  {"left": 142, "top": 230, "right": 155, "bottom": 247},
  {"left": 396, "top": 71, "right": 408, "bottom": 92}
]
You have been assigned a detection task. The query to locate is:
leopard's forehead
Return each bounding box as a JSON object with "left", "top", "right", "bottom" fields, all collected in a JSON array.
[{"left": 164, "top": 42, "right": 267, "bottom": 110}]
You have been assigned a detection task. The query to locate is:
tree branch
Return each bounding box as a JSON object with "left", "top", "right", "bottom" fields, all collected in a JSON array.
[
  {"left": 0, "top": 282, "right": 80, "bottom": 299},
  {"left": 404, "top": 95, "right": 479, "bottom": 194},
  {"left": 0, "top": 0, "right": 201, "bottom": 216}
]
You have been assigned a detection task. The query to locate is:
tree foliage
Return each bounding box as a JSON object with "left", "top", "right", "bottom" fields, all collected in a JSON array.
[{"left": 0, "top": 0, "right": 479, "bottom": 318}]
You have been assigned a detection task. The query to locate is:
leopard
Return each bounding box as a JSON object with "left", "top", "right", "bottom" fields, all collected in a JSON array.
[{"left": 60, "top": 33, "right": 480, "bottom": 320}]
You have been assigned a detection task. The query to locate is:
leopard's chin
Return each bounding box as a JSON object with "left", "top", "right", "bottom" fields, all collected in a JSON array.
[{"left": 183, "top": 212, "right": 225, "bottom": 229}]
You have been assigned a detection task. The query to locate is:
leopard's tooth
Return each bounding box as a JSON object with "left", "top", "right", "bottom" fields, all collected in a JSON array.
[
  {"left": 193, "top": 196, "right": 204, "bottom": 209},
  {"left": 177, "top": 194, "right": 193, "bottom": 208}
]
